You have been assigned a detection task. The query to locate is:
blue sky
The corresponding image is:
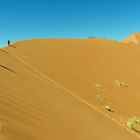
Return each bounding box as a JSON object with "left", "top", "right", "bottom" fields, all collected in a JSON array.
[{"left": 0, "top": 0, "right": 140, "bottom": 47}]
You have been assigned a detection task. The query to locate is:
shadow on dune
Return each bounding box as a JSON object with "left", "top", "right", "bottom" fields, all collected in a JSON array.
[
  {"left": 133, "top": 129, "right": 140, "bottom": 133},
  {"left": 9, "top": 45, "right": 16, "bottom": 48},
  {"left": 0, "top": 65, "right": 17, "bottom": 74}
]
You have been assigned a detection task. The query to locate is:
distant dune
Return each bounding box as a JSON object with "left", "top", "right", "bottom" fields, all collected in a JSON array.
[
  {"left": 0, "top": 37, "right": 140, "bottom": 139},
  {"left": 122, "top": 32, "right": 140, "bottom": 44}
]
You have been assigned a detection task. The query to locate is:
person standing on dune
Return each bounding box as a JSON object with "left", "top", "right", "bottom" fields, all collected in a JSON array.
[{"left": 8, "top": 40, "right": 10, "bottom": 46}]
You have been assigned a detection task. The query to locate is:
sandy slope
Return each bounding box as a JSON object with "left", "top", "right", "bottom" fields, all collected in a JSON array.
[
  {"left": 0, "top": 38, "right": 140, "bottom": 139},
  {"left": 122, "top": 32, "right": 140, "bottom": 44}
]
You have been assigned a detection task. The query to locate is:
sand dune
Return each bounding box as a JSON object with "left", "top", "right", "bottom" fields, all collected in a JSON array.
[
  {"left": 0, "top": 38, "right": 140, "bottom": 139},
  {"left": 122, "top": 32, "right": 140, "bottom": 44}
]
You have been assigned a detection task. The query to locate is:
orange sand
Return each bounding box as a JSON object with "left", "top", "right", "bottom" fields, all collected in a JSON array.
[
  {"left": 0, "top": 37, "right": 140, "bottom": 139},
  {"left": 122, "top": 32, "right": 140, "bottom": 44}
]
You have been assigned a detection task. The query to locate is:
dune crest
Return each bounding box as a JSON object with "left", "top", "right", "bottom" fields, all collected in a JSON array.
[{"left": 122, "top": 32, "right": 140, "bottom": 44}]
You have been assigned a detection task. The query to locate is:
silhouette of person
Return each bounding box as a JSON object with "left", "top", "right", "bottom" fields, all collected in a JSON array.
[{"left": 8, "top": 40, "right": 10, "bottom": 45}]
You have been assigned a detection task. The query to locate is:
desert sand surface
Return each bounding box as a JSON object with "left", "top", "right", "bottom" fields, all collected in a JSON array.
[{"left": 0, "top": 36, "right": 140, "bottom": 139}]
